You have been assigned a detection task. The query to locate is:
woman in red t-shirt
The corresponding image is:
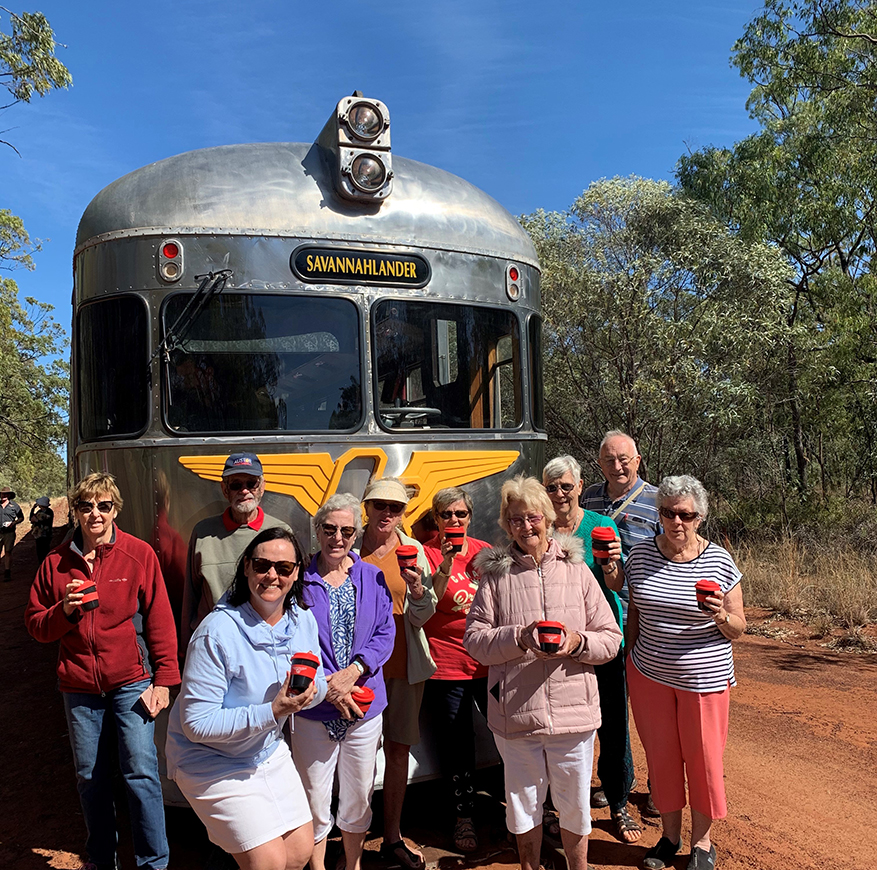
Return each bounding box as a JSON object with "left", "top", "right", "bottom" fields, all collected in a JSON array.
[{"left": 422, "top": 486, "right": 492, "bottom": 854}]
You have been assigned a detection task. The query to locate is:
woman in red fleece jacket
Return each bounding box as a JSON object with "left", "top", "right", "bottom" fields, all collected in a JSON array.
[{"left": 25, "top": 472, "right": 180, "bottom": 870}]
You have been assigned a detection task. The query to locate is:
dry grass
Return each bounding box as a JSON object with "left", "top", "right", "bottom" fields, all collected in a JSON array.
[{"left": 733, "top": 539, "right": 877, "bottom": 629}]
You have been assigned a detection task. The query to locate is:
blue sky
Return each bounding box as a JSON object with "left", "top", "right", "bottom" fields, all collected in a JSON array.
[{"left": 4, "top": 0, "right": 761, "bottom": 324}]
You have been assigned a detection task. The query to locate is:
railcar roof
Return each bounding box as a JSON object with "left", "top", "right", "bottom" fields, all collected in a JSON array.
[{"left": 75, "top": 142, "right": 538, "bottom": 268}]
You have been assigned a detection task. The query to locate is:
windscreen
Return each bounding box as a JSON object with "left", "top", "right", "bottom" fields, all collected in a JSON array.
[
  {"left": 78, "top": 296, "right": 150, "bottom": 440},
  {"left": 163, "top": 293, "right": 362, "bottom": 433},
  {"left": 372, "top": 300, "right": 521, "bottom": 430}
]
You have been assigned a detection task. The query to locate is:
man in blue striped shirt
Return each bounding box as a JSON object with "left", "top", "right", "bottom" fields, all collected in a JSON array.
[
  {"left": 582, "top": 430, "right": 662, "bottom": 621},
  {"left": 582, "top": 430, "right": 662, "bottom": 820}
]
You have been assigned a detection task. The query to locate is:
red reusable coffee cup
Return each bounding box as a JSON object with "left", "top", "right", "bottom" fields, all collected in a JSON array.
[
  {"left": 288, "top": 651, "right": 320, "bottom": 696},
  {"left": 591, "top": 526, "right": 616, "bottom": 566},
  {"left": 80, "top": 583, "right": 99, "bottom": 612},
  {"left": 536, "top": 620, "right": 564, "bottom": 654},
  {"left": 351, "top": 685, "right": 375, "bottom": 717},
  {"left": 445, "top": 528, "right": 466, "bottom": 553},
  {"left": 396, "top": 545, "right": 419, "bottom": 572},
  {"left": 695, "top": 579, "right": 721, "bottom": 612}
]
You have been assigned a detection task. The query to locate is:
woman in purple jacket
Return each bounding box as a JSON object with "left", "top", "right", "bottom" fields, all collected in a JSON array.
[{"left": 291, "top": 492, "right": 395, "bottom": 870}]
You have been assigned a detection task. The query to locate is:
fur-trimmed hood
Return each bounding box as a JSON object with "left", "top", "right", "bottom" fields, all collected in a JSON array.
[{"left": 473, "top": 532, "right": 584, "bottom": 581}]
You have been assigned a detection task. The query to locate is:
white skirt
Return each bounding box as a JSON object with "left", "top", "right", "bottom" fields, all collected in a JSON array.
[{"left": 173, "top": 742, "right": 312, "bottom": 854}]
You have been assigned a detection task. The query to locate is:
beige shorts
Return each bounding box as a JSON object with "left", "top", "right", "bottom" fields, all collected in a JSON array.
[{"left": 382, "top": 677, "right": 426, "bottom": 746}]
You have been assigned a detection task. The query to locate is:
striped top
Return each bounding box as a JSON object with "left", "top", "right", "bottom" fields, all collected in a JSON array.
[{"left": 626, "top": 538, "right": 741, "bottom": 693}]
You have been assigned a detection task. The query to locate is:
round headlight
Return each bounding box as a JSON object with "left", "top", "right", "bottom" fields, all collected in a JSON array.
[
  {"left": 348, "top": 102, "right": 383, "bottom": 141},
  {"left": 350, "top": 154, "right": 387, "bottom": 192}
]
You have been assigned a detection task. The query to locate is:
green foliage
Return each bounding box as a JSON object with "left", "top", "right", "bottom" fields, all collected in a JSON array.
[
  {"left": 678, "top": 0, "right": 877, "bottom": 504},
  {"left": 521, "top": 177, "right": 794, "bottom": 495},
  {"left": 0, "top": 9, "right": 70, "bottom": 495},
  {"left": 0, "top": 7, "right": 71, "bottom": 106}
]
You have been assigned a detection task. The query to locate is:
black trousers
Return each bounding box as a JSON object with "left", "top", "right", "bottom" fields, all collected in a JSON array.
[
  {"left": 594, "top": 648, "right": 635, "bottom": 812},
  {"left": 424, "top": 677, "right": 489, "bottom": 817}
]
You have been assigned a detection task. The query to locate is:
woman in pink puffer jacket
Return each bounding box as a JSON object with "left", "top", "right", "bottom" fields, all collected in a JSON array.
[{"left": 464, "top": 475, "right": 621, "bottom": 870}]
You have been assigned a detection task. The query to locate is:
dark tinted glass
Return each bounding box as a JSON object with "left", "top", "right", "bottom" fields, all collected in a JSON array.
[
  {"left": 372, "top": 300, "right": 521, "bottom": 430},
  {"left": 529, "top": 314, "right": 545, "bottom": 431},
  {"left": 78, "top": 297, "right": 149, "bottom": 440},
  {"left": 163, "top": 294, "right": 362, "bottom": 433}
]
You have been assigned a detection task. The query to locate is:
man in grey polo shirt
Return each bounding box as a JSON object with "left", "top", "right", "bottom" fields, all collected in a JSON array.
[
  {"left": 581, "top": 430, "right": 661, "bottom": 819},
  {"left": 180, "top": 452, "right": 290, "bottom": 653}
]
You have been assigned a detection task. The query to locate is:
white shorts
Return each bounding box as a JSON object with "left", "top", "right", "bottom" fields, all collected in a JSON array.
[
  {"left": 494, "top": 730, "right": 596, "bottom": 836},
  {"left": 173, "top": 742, "right": 311, "bottom": 854},
  {"left": 291, "top": 713, "right": 383, "bottom": 842}
]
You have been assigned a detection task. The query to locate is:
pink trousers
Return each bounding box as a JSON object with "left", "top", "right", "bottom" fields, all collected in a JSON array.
[{"left": 627, "top": 658, "right": 729, "bottom": 820}]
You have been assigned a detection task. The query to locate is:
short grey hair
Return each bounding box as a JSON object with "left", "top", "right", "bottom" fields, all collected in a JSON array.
[
  {"left": 432, "top": 486, "right": 474, "bottom": 517},
  {"left": 657, "top": 475, "right": 709, "bottom": 519},
  {"left": 599, "top": 429, "right": 638, "bottom": 455},
  {"left": 543, "top": 455, "right": 581, "bottom": 483},
  {"left": 313, "top": 492, "right": 363, "bottom": 534}
]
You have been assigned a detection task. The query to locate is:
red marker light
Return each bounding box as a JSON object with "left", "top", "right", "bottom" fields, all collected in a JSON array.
[
  {"left": 509, "top": 267, "right": 519, "bottom": 281},
  {"left": 163, "top": 242, "right": 179, "bottom": 259}
]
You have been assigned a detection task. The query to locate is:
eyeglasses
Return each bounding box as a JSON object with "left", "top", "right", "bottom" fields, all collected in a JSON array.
[
  {"left": 438, "top": 509, "right": 470, "bottom": 520},
  {"left": 600, "top": 455, "right": 635, "bottom": 467},
  {"left": 76, "top": 500, "right": 114, "bottom": 514},
  {"left": 320, "top": 523, "right": 357, "bottom": 539},
  {"left": 545, "top": 482, "right": 576, "bottom": 494},
  {"left": 369, "top": 500, "right": 405, "bottom": 514},
  {"left": 508, "top": 514, "right": 544, "bottom": 529},
  {"left": 227, "top": 478, "right": 261, "bottom": 492},
  {"left": 250, "top": 557, "right": 299, "bottom": 578},
  {"left": 659, "top": 507, "right": 700, "bottom": 523}
]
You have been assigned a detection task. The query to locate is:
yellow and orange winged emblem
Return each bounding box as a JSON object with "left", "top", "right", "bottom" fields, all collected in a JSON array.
[{"left": 178, "top": 447, "right": 519, "bottom": 532}]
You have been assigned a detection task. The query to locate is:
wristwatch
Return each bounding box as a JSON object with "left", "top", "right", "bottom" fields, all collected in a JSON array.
[
  {"left": 352, "top": 658, "right": 366, "bottom": 676},
  {"left": 718, "top": 613, "right": 730, "bottom": 625}
]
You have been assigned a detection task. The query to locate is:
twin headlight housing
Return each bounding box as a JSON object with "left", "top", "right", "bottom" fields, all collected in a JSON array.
[{"left": 320, "top": 93, "right": 393, "bottom": 203}]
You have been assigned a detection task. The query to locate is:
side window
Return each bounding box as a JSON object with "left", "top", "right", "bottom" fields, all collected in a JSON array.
[
  {"left": 162, "top": 294, "right": 362, "bottom": 433},
  {"left": 373, "top": 300, "right": 521, "bottom": 430},
  {"left": 529, "top": 314, "right": 545, "bottom": 431},
  {"left": 78, "top": 297, "right": 149, "bottom": 440}
]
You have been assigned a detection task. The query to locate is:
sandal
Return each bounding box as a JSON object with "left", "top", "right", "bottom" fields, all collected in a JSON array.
[
  {"left": 541, "top": 804, "right": 561, "bottom": 837},
  {"left": 611, "top": 807, "right": 643, "bottom": 843},
  {"left": 453, "top": 817, "right": 478, "bottom": 853},
  {"left": 643, "top": 836, "right": 682, "bottom": 870},
  {"left": 380, "top": 839, "right": 425, "bottom": 870}
]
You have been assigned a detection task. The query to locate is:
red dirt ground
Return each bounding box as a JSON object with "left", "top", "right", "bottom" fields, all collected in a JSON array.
[{"left": 2, "top": 512, "right": 875, "bottom": 870}]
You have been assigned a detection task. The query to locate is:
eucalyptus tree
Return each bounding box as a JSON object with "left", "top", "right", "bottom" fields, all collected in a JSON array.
[
  {"left": 521, "top": 177, "right": 793, "bottom": 496},
  {"left": 678, "top": 0, "right": 877, "bottom": 498},
  {"left": 0, "top": 8, "right": 70, "bottom": 495}
]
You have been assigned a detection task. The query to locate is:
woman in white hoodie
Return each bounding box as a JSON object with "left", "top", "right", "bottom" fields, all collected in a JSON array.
[{"left": 167, "top": 527, "right": 327, "bottom": 870}]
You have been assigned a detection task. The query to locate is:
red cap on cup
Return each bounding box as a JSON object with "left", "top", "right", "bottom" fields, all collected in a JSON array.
[
  {"left": 445, "top": 528, "right": 466, "bottom": 552},
  {"left": 536, "top": 620, "right": 564, "bottom": 653},
  {"left": 80, "top": 584, "right": 100, "bottom": 612},
  {"left": 351, "top": 685, "right": 375, "bottom": 716},
  {"left": 695, "top": 579, "right": 721, "bottom": 611},
  {"left": 288, "top": 651, "right": 320, "bottom": 696},
  {"left": 591, "top": 526, "right": 615, "bottom": 565},
  {"left": 396, "top": 545, "right": 419, "bottom": 570}
]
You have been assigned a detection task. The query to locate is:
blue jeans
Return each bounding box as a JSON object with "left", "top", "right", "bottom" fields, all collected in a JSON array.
[{"left": 63, "top": 678, "right": 169, "bottom": 869}]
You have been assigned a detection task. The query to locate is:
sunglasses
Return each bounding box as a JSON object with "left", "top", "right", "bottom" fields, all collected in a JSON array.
[
  {"left": 320, "top": 523, "right": 357, "bottom": 539},
  {"left": 369, "top": 500, "right": 405, "bottom": 514},
  {"left": 438, "top": 509, "right": 470, "bottom": 520},
  {"left": 545, "top": 482, "right": 576, "bottom": 494},
  {"left": 659, "top": 507, "right": 700, "bottom": 522},
  {"left": 508, "top": 514, "right": 544, "bottom": 529},
  {"left": 76, "top": 500, "right": 114, "bottom": 514},
  {"left": 250, "top": 557, "right": 299, "bottom": 578},
  {"left": 227, "top": 478, "right": 261, "bottom": 492}
]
